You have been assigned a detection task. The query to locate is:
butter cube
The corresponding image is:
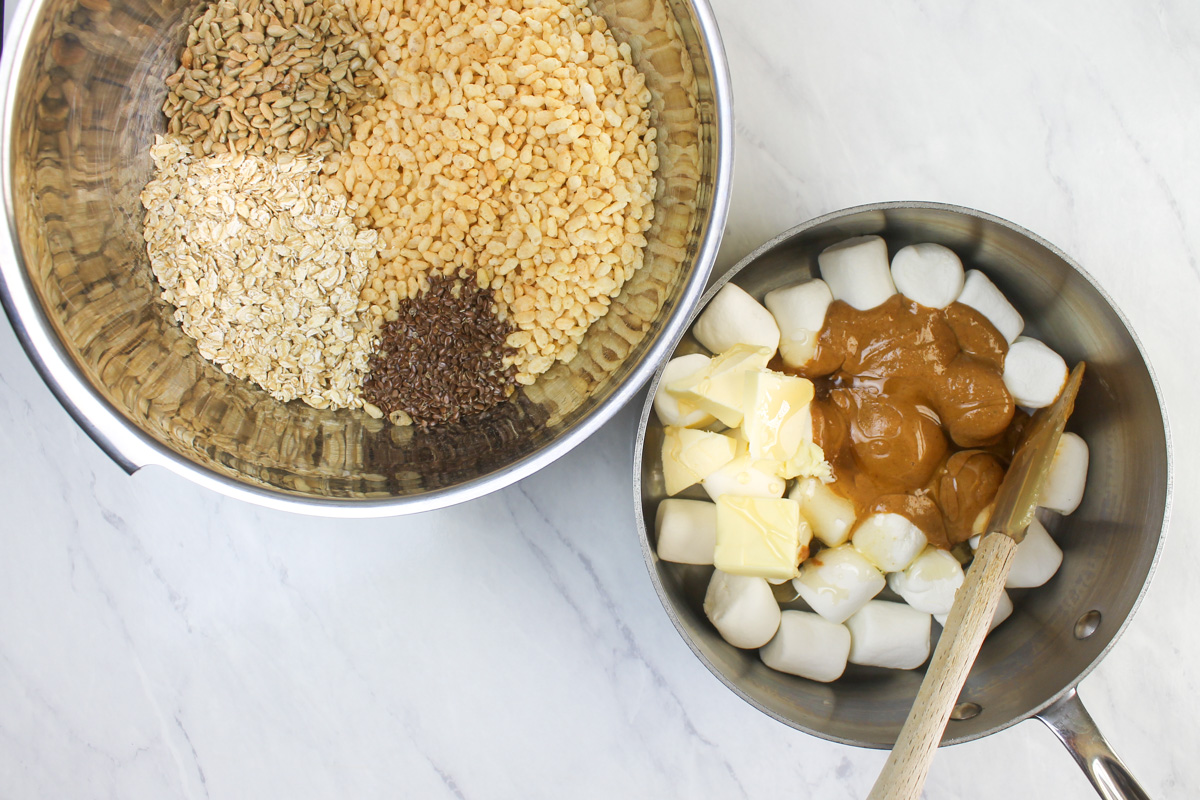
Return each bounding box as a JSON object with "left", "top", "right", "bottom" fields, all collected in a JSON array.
[
  {"left": 662, "top": 427, "right": 737, "bottom": 496},
  {"left": 667, "top": 344, "right": 773, "bottom": 427},
  {"left": 714, "top": 496, "right": 811, "bottom": 580},
  {"left": 782, "top": 440, "right": 833, "bottom": 481},
  {"left": 742, "top": 370, "right": 816, "bottom": 464},
  {"left": 741, "top": 373, "right": 829, "bottom": 479}
]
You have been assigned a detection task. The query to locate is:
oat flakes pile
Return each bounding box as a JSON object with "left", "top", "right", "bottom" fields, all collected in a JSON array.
[{"left": 140, "top": 137, "right": 380, "bottom": 409}]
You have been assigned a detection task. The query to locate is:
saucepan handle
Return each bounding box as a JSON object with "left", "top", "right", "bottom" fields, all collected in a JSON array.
[{"left": 1035, "top": 687, "right": 1151, "bottom": 800}]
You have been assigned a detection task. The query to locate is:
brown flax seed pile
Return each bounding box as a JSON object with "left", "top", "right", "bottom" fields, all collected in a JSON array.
[{"left": 362, "top": 275, "right": 515, "bottom": 425}]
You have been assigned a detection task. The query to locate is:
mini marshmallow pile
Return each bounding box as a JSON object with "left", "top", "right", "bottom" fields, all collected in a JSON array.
[{"left": 652, "top": 235, "right": 1090, "bottom": 682}]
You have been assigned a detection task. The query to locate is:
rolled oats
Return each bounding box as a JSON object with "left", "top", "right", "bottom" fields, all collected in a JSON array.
[{"left": 139, "top": 136, "right": 380, "bottom": 410}]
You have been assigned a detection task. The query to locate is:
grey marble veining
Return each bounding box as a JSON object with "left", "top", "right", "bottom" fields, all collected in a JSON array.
[{"left": 2, "top": 0, "right": 1199, "bottom": 797}]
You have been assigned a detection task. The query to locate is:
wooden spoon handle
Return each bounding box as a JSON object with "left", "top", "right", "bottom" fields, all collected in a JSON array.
[{"left": 867, "top": 533, "right": 1019, "bottom": 800}]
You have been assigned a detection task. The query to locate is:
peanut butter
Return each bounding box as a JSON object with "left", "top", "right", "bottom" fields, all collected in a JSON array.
[{"left": 774, "top": 295, "right": 1020, "bottom": 549}]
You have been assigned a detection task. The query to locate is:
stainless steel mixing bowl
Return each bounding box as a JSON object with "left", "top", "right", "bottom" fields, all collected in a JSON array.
[
  {"left": 633, "top": 202, "right": 1171, "bottom": 798},
  {"left": 0, "top": 0, "right": 732, "bottom": 515}
]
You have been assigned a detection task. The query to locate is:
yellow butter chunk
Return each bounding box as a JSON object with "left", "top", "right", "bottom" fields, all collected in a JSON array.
[
  {"left": 714, "top": 495, "right": 812, "bottom": 580},
  {"left": 662, "top": 427, "right": 738, "bottom": 496},
  {"left": 666, "top": 344, "right": 773, "bottom": 427},
  {"left": 783, "top": 441, "right": 833, "bottom": 481},
  {"left": 741, "top": 371, "right": 826, "bottom": 479},
  {"left": 742, "top": 370, "right": 815, "bottom": 461}
]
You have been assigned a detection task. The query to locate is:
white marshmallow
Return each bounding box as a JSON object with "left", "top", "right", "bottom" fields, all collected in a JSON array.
[
  {"left": 792, "top": 544, "right": 886, "bottom": 624},
  {"left": 653, "top": 354, "right": 716, "bottom": 428},
  {"left": 846, "top": 600, "right": 932, "bottom": 670},
  {"left": 936, "top": 590, "right": 1013, "bottom": 634},
  {"left": 890, "top": 243, "right": 965, "bottom": 309},
  {"left": 852, "top": 513, "right": 928, "bottom": 572},
  {"left": 763, "top": 279, "right": 834, "bottom": 368},
  {"left": 703, "top": 452, "right": 787, "bottom": 502},
  {"left": 692, "top": 283, "right": 781, "bottom": 356},
  {"left": 887, "top": 547, "right": 965, "bottom": 615},
  {"left": 956, "top": 270, "right": 1024, "bottom": 343},
  {"left": 1040, "top": 431, "right": 1089, "bottom": 514},
  {"left": 760, "top": 610, "right": 851, "bottom": 683},
  {"left": 1002, "top": 337, "right": 1068, "bottom": 409},
  {"left": 817, "top": 235, "right": 896, "bottom": 311},
  {"left": 1005, "top": 518, "right": 1063, "bottom": 589},
  {"left": 655, "top": 499, "right": 717, "bottom": 565},
  {"left": 703, "top": 570, "right": 782, "bottom": 649},
  {"left": 789, "top": 477, "right": 856, "bottom": 547}
]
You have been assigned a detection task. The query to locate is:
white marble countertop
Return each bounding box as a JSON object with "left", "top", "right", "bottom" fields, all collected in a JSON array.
[{"left": 2, "top": 0, "right": 1198, "bottom": 797}]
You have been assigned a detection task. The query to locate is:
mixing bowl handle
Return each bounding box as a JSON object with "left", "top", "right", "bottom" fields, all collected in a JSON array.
[
  {"left": 2, "top": 287, "right": 159, "bottom": 474},
  {"left": 1035, "top": 687, "right": 1151, "bottom": 800}
]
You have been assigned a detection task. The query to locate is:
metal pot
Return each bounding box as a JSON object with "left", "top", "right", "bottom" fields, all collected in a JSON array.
[
  {"left": 633, "top": 203, "right": 1171, "bottom": 798},
  {"left": 0, "top": 0, "right": 733, "bottom": 516}
]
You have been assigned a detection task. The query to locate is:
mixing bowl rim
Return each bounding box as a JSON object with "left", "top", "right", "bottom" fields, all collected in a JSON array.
[
  {"left": 0, "top": 0, "right": 735, "bottom": 517},
  {"left": 631, "top": 200, "right": 1173, "bottom": 747}
]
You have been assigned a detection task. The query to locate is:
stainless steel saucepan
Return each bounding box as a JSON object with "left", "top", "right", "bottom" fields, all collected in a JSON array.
[{"left": 633, "top": 202, "right": 1171, "bottom": 799}]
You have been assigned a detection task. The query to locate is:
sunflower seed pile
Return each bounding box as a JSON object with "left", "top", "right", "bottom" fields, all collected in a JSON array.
[{"left": 162, "top": 0, "right": 380, "bottom": 159}]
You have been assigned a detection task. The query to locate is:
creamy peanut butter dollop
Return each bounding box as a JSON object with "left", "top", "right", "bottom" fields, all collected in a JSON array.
[{"left": 774, "top": 295, "right": 1021, "bottom": 550}]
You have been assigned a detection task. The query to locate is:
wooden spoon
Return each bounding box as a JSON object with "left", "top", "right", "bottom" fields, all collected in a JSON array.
[{"left": 867, "top": 363, "right": 1086, "bottom": 800}]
